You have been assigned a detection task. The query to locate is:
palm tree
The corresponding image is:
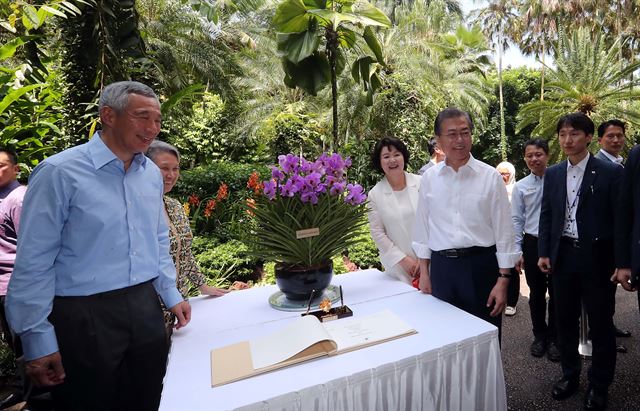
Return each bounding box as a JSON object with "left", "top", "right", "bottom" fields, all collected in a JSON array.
[
  {"left": 518, "top": 0, "right": 563, "bottom": 100},
  {"left": 473, "top": 0, "right": 519, "bottom": 161},
  {"left": 516, "top": 28, "right": 640, "bottom": 162}
]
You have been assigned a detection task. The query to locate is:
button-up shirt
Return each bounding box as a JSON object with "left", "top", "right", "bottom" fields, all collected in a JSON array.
[
  {"left": 412, "top": 155, "right": 520, "bottom": 268},
  {"left": 563, "top": 154, "right": 589, "bottom": 239},
  {"left": 6, "top": 133, "right": 182, "bottom": 360},
  {"left": 599, "top": 149, "right": 623, "bottom": 165},
  {"left": 511, "top": 173, "right": 544, "bottom": 251}
]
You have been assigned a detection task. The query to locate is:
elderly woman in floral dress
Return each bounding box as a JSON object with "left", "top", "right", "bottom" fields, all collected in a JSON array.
[{"left": 147, "top": 141, "right": 228, "bottom": 331}]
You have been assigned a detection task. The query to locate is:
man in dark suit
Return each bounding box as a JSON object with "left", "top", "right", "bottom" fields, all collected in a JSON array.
[
  {"left": 594, "top": 119, "right": 632, "bottom": 348},
  {"left": 595, "top": 119, "right": 626, "bottom": 165},
  {"left": 614, "top": 144, "right": 640, "bottom": 309},
  {"left": 538, "top": 113, "right": 622, "bottom": 411}
]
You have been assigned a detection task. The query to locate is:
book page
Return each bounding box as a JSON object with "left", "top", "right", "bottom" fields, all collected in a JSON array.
[
  {"left": 323, "top": 310, "right": 416, "bottom": 353},
  {"left": 250, "top": 314, "right": 333, "bottom": 369}
]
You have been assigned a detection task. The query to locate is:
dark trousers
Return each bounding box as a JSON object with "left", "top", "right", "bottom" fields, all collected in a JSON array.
[
  {"left": 507, "top": 267, "right": 520, "bottom": 307},
  {"left": 430, "top": 247, "right": 502, "bottom": 337},
  {"left": 523, "top": 234, "right": 556, "bottom": 341},
  {"left": 49, "top": 280, "right": 168, "bottom": 411},
  {"left": 552, "top": 240, "right": 616, "bottom": 390}
]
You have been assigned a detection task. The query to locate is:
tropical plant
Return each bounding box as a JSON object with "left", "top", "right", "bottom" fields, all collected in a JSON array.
[
  {"left": 272, "top": 0, "right": 392, "bottom": 146},
  {"left": 473, "top": 0, "right": 520, "bottom": 161},
  {"left": 250, "top": 153, "right": 368, "bottom": 267},
  {"left": 516, "top": 28, "right": 640, "bottom": 161}
]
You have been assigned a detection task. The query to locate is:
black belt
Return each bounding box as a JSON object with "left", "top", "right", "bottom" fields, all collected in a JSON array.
[
  {"left": 432, "top": 245, "right": 496, "bottom": 258},
  {"left": 524, "top": 233, "right": 538, "bottom": 240},
  {"left": 55, "top": 278, "right": 156, "bottom": 300},
  {"left": 560, "top": 236, "right": 581, "bottom": 249}
]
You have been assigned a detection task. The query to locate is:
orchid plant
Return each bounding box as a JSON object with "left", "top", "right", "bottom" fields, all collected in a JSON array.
[{"left": 250, "top": 153, "right": 368, "bottom": 268}]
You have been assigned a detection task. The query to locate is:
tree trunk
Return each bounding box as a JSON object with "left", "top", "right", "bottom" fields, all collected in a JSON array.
[
  {"left": 540, "top": 44, "right": 545, "bottom": 101},
  {"left": 497, "top": 40, "right": 506, "bottom": 162},
  {"left": 326, "top": 27, "right": 339, "bottom": 149}
]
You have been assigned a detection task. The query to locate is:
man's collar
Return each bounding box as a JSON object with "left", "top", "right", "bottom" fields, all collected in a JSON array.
[
  {"left": 599, "top": 148, "right": 623, "bottom": 163},
  {"left": 438, "top": 154, "right": 478, "bottom": 174},
  {"left": 566, "top": 152, "right": 590, "bottom": 172},
  {"left": 89, "top": 131, "right": 147, "bottom": 170}
]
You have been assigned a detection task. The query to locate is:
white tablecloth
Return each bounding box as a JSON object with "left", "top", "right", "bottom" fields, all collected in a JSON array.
[{"left": 160, "top": 269, "right": 507, "bottom": 411}]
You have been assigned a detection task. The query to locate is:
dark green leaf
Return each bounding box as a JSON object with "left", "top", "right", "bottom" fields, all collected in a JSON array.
[
  {"left": 276, "top": 30, "right": 320, "bottom": 64},
  {"left": 363, "top": 26, "right": 384, "bottom": 64}
]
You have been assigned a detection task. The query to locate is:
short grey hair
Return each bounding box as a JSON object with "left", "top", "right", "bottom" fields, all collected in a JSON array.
[
  {"left": 146, "top": 140, "right": 180, "bottom": 163},
  {"left": 99, "top": 81, "right": 158, "bottom": 113}
]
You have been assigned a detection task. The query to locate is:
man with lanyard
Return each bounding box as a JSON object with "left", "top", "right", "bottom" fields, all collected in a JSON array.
[
  {"left": 511, "top": 139, "right": 560, "bottom": 361},
  {"left": 5, "top": 81, "right": 191, "bottom": 411},
  {"left": 413, "top": 107, "right": 520, "bottom": 339},
  {"left": 538, "top": 113, "right": 621, "bottom": 410}
]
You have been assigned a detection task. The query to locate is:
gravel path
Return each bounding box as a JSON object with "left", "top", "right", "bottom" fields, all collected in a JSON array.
[{"left": 502, "top": 272, "right": 640, "bottom": 410}]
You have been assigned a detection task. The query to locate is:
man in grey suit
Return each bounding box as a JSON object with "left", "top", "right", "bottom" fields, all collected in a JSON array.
[
  {"left": 595, "top": 120, "right": 632, "bottom": 346},
  {"left": 595, "top": 119, "right": 625, "bottom": 165}
]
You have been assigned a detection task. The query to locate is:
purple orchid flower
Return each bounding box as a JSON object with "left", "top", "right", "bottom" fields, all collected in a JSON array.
[
  {"left": 263, "top": 179, "right": 277, "bottom": 200},
  {"left": 345, "top": 183, "right": 367, "bottom": 205},
  {"left": 280, "top": 178, "right": 300, "bottom": 197}
]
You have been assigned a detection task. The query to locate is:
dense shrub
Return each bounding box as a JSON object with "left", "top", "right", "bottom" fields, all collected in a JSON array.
[
  {"left": 346, "top": 229, "right": 382, "bottom": 270},
  {"left": 172, "top": 161, "right": 268, "bottom": 240},
  {"left": 193, "top": 237, "right": 264, "bottom": 287}
]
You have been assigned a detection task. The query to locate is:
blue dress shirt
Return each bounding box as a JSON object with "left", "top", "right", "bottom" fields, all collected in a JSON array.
[
  {"left": 6, "top": 133, "right": 183, "bottom": 360},
  {"left": 511, "top": 172, "right": 544, "bottom": 252}
]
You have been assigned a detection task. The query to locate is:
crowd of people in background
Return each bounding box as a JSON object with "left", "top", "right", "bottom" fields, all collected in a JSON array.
[
  {"left": 0, "top": 80, "right": 639, "bottom": 411},
  {"left": 368, "top": 109, "right": 640, "bottom": 411}
]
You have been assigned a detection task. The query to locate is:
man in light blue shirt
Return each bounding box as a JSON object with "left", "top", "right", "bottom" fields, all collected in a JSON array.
[
  {"left": 511, "top": 138, "right": 560, "bottom": 361},
  {"left": 5, "top": 81, "right": 190, "bottom": 411}
]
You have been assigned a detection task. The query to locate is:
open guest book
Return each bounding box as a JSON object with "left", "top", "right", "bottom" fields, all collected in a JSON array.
[{"left": 210, "top": 309, "right": 417, "bottom": 386}]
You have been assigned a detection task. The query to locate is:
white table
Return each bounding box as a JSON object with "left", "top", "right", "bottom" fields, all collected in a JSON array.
[{"left": 160, "top": 269, "right": 507, "bottom": 411}]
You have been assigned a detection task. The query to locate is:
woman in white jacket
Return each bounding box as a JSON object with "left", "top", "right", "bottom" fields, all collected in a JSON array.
[{"left": 367, "top": 137, "right": 422, "bottom": 284}]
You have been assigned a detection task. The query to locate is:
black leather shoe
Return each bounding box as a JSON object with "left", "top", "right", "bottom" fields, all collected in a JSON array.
[
  {"left": 552, "top": 377, "right": 579, "bottom": 400},
  {"left": 530, "top": 338, "right": 546, "bottom": 357},
  {"left": 547, "top": 341, "right": 561, "bottom": 362},
  {"left": 616, "top": 343, "right": 628, "bottom": 353},
  {"left": 615, "top": 326, "right": 631, "bottom": 338},
  {"left": 584, "top": 386, "right": 607, "bottom": 410}
]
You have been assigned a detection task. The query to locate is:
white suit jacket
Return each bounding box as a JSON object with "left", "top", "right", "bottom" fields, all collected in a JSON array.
[{"left": 367, "top": 172, "right": 421, "bottom": 283}]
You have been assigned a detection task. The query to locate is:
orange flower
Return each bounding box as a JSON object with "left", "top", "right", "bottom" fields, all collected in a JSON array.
[
  {"left": 204, "top": 199, "right": 216, "bottom": 218},
  {"left": 188, "top": 194, "right": 201, "bottom": 206},
  {"left": 216, "top": 183, "right": 229, "bottom": 201},
  {"left": 247, "top": 172, "right": 260, "bottom": 191},
  {"left": 246, "top": 198, "right": 256, "bottom": 216}
]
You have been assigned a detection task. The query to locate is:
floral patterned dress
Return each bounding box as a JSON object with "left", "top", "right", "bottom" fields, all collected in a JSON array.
[{"left": 163, "top": 195, "right": 207, "bottom": 327}]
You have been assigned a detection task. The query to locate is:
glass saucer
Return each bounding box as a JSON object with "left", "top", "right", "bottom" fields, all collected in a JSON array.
[{"left": 268, "top": 284, "right": 341, "bottom": 312}]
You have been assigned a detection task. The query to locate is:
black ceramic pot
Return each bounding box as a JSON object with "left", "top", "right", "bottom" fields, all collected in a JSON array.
[{"left": 275, "top": 260, "right": 334, "bottom": 301}]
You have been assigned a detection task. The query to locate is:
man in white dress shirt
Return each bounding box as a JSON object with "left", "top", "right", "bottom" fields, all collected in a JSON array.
[{"left": 412, "top": 107, "right": 520, "bottom": 338}]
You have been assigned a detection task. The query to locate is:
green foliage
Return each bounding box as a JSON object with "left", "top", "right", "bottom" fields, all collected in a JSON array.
[
  {"left": 163, "top": 92, "right": 227, "bottom": 166},
  {"left": 332, "top": 255, "right": 349, "bottom": 274},
  {"left": 346, "top": 228, "right": 381, "bottom": 270},
  {"left": 517, "top": 28, "right": 640, "bottom": 162},
  {"left": 258, "top": 111, "right": 326, "bottom": 161},
  {"left": 473, "top": 67, "right": 541, "bottom": 178},
  {"left": 273, "top": 0, "right": 392, "bottom": 144},
  {"left": 0, "top": 338, "right": 15, "bottom": 377},
  {"left": 172, "top": 161, "right": 268, "bottom": 240},
  {"left": 193, "top": 237, "right": 263, "bottom": 285},
  {"left": 251, "top": 193, "right": 368, "bottom": 267}
]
